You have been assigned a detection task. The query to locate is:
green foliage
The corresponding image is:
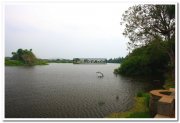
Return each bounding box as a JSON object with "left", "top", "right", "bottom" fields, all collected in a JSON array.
[
  {"left": 163, "top": 82, "right": 175, "bottom": 89},
  {"left": 114, "top": 68, "right": 120, "bottom": 74},
  {"left": 136, "top": 92, "right": 150, "bottom": 107},
  {"left": 5, "top": 59, "right": 48, "bottom": 66},
  {"left": 35, "top": 59, "right": 49, "bottom": 65},
  {"left": 142, "top": 93, "right": 150, "bottom": 107},
  {"left": 127, "top": 112, "right": 151, "bottom": 118},
  {"left": 107, "top": 57, "right": 124, "bottom": 63},
  {"left": 5, "top": 60, "right": 25, "bottom": 66},
  {"left": 11, "top": 49, "right": 37, "bottom": 65},
  {"left": 73, "top": 58, "right": 81, "bottom": 64},
  {"left": 137, "top": 92, "right": 143, "bottom": 97},
  {"left": 117, "top": 39, "right": 169, "bottom": 77},
  {"left": 121, "top": 5, "right": 175, "bottom": 50},
  {"left": 107, "top": 92, "right": 151, "bottom": 118},
  {"left": 163, "top": 74, "right": 175, "bottom": 89},
  {"left": 6, "top": 49, "right": 48, "bottom": 66},
  {"left": 121, "top": 5, "right": 175, "bottom": 80},
  {"left": 46, "top": 59, "right": 72, "bottom": 63}
]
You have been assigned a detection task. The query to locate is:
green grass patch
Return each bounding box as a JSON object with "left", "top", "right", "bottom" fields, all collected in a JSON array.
[
  {"left": 127, "top": 112, "right": 151, "bottom": 118},
  {"left": 5, "top": 59, "right": 48, "bottom": 66},
  {"left": 136, "top": 92, "right": 150, "bottom": 107},
  {"left": 107, "top": 92, "right": 151, "bottom": 118},
  {"left": 5, "top": 60, "right": 25, "bottom": 66}
]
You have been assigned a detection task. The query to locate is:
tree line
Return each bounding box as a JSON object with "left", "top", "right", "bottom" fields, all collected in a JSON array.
[
  {"left": 107, "top": 57, "right": 124, "bottom": 63},
  {"left": 115, "top": 5, "right": 175, "bottom": 82},
  {"left": 44, "top": 59, "right": 73, "bottom": 63}
]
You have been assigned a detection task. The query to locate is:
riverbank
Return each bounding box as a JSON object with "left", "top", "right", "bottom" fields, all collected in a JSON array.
[
  {"left": 107, "top": 92, "right": 151, "bottom": 118},
  {"left": 5, "top": 59, "right": 48, "bottom": 66}
]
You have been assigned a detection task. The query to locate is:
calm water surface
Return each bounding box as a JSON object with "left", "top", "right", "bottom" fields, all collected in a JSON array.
[{"left": 5, "top": 63, "right": 161, "bottom": 118}]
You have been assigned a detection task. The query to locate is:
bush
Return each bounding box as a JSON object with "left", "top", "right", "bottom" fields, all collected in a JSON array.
[
  {"left": 114, "top": 68, "right": 120, "bottom": 74},
  {"left": 136, "top": 92, "right": 143, "bottom": 97},
  {"left": 142, "top": 93, "right": 150, "bottom": 107},
  {"left": 116, "top": 40, "right": 169, "bottom": 78}
]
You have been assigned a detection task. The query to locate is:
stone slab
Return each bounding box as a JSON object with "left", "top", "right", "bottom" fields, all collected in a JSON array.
[
  {"left": 159, "top": 96, "right": 174, "bottom": 103},
  {"left": 169, "top": 88, "right": 175, "bottom": 92},
  {"left": 154, "top": 114, "right": 171, "bottom": 118}
]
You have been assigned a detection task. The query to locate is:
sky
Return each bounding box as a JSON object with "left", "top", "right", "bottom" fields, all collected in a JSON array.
[{"left": 5, "top": 3, "right": 132, "bottom": 59}]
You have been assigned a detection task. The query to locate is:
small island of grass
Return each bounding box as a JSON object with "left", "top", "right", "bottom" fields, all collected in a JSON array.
[{"left": 5, "top": 49, "right": 48, "bottom": 66}]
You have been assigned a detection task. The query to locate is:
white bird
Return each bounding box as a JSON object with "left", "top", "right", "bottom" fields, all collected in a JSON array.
[{"left": 96, "top": 72, "right": 104, "bottom": 78}]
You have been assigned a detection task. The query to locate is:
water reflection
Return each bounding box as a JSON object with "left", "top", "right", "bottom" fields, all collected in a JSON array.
[{"left": 5, "top": 63, "right": 162, "bottom": 118}]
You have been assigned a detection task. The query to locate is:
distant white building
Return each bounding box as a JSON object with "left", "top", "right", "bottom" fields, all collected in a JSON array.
[{"left": 73, "top": 58, "right": 107, "bottom": 64}]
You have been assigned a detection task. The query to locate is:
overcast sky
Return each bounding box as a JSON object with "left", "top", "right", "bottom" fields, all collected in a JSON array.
[{"left": 5, "top": 3, "right": 132, "bottom": 59}]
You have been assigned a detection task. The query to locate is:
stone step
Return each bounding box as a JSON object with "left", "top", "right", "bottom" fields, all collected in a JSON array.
[
  {"left": 157, "top": 96, "right": 174, "bottom": 116},
  {"left": 169, "top": 88, "right": 175, "bottom": 92},
  {"left": 154, "top": 114, "right": 171, "bottom": 118},
  {"left": 159, "top": 96, "right": 174, "bottom": 103}
]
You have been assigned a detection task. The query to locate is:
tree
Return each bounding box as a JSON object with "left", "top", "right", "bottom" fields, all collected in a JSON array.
[
  {"left": 121, "top": 5, "right": 175, "bottom": 80},
  {"left": 11, "top": 49, "right": 37, "bottom": 65},
  {"left": 11, "top": 52, "right": 18, "bottom": 60},
  {"left": 117, "top": 39, "right": 169, "bottom": 78},
  {"left": 84, "top": 59, "right": 89, "bottom": 63},
  {"left": 73, "top": 58, "right": 80, "bottom": 63},
  {"left": 107, "top": 57, "right": 124, "bottom": 63}
]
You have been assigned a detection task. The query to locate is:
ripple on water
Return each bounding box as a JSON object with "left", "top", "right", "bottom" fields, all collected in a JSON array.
[{"left": 5, "top": 63, "right": 157, "bottom": 118}]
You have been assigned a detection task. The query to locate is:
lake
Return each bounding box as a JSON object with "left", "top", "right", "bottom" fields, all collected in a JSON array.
[{"left": 5, "top": 63, "right": 162, "bottom": 118}]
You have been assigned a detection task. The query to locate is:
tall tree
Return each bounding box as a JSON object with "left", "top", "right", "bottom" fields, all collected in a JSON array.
[
  {"left": 121, "top": 5, "right": 175, "bottom": 80},
  {"left": 11, "top": 49, "right": 37, "bottom": 65}
]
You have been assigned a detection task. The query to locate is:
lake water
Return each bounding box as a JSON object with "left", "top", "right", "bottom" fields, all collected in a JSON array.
[{"left": 5, "top": 63, "right": 162, "bottom": 118}]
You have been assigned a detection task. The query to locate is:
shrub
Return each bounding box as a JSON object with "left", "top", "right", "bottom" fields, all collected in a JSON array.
[
  {"left": 127, "top": 112, "right": 151, "bottom": 118},
  {"left": 116, "top": 40, "right": 169, "bottom": 77},
  {"left": 136, "top": 92, "right": 143, "bottom": 97}
]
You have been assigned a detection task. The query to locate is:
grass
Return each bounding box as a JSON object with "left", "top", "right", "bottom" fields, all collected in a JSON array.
[
  {"left": 5, "top": 60, "right": 25, "bottom": 66},
  {"left": 136, "top": 92, "right": 150, "bottom": 107},
  {"left": 127, "top": 112, "right": 151, "bottom": 118},
  {"left": 107, "top": 92, "right": 151, "bottom": 118},
  {"left": 5, "top": 59, "right": 48, "bottom": 66}
]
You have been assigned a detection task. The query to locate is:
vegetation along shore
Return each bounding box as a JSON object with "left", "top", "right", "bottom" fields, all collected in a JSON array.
[
  {"left": 109, "top": 4, "right": 175, "bottom": 118},
  {"left": 5, "top": 49, "right": 48, "bottom": 66}
]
